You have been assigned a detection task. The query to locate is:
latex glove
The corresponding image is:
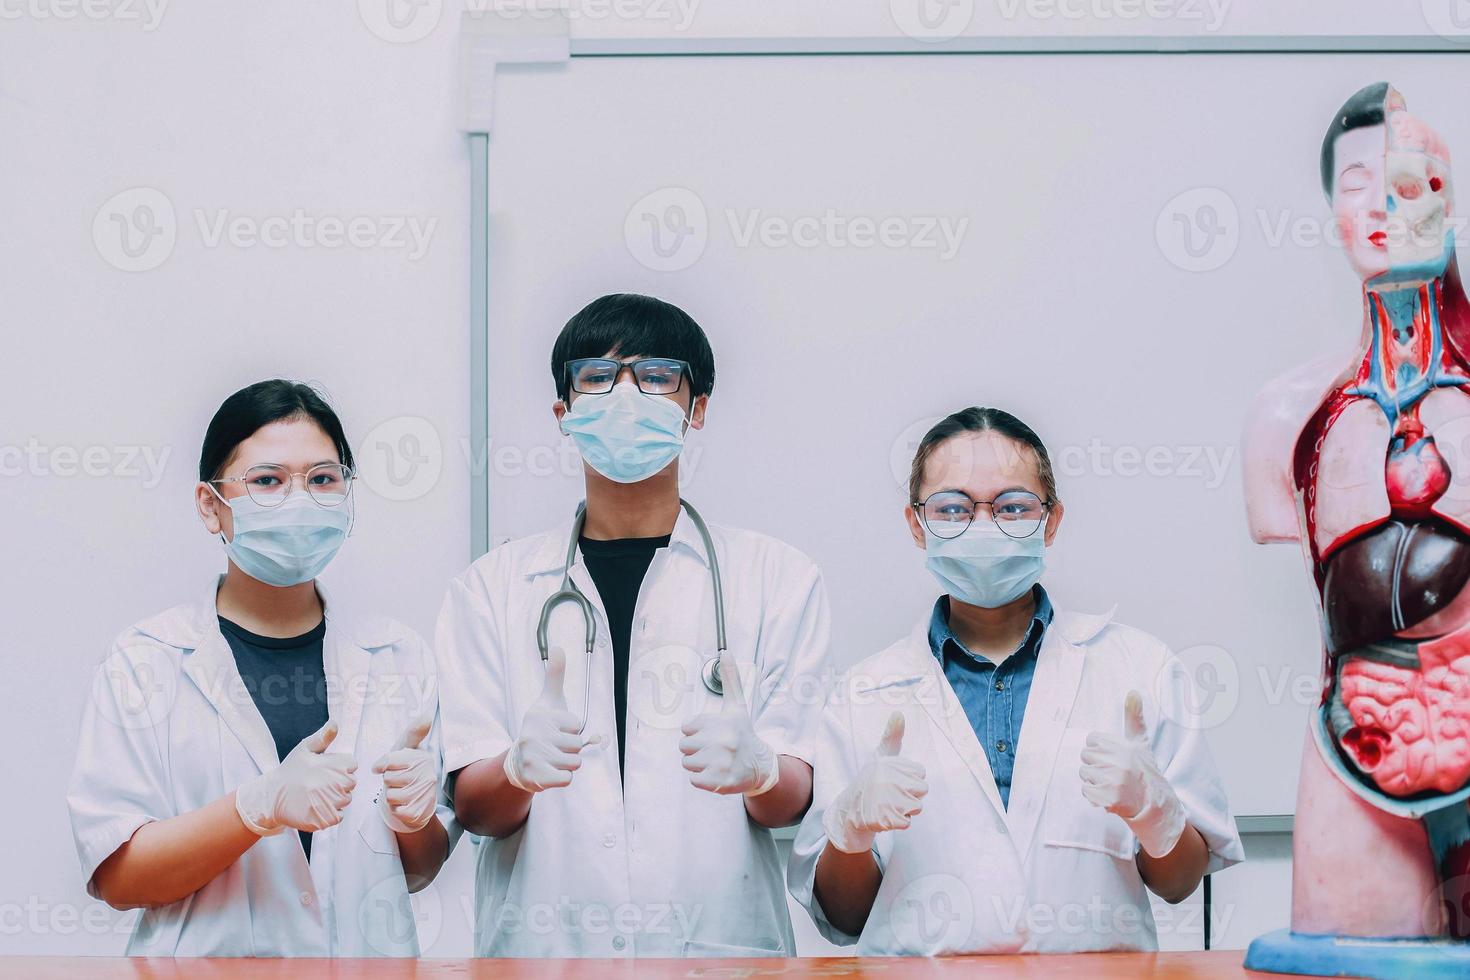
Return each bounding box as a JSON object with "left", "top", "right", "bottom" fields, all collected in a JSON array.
[
  {"left": 236, "top": 720, "right": 357, "bottom": 836},
  {"left": 372, "top": 715, "right": 437, "bottom": 834},
  {"left": 504, "top": 645, "right": 599, "bottom": 793},
  {"left": 1079, "top": 690, "right": 1188, "bottom": 858},
  {"left": 822, "top": 712, "right": 928, "bottom": 854},
  {"left": 679, "top": 657, "right": 780, "bottom": 796}
]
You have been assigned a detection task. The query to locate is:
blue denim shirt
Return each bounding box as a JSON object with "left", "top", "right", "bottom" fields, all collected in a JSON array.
[{"left": 927, "top": 585, "right": 1053, "bottom": 809}]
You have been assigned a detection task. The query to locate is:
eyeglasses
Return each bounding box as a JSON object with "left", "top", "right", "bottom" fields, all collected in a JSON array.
[
  {"left": 566, "top": 357, "right": 692, "bottom": 396},
  {"left": 913, "top": 489, "right": 1050, "bottom": 540},
  {"left": 210, "top": 463, "right": 355, "bottom": 508}
]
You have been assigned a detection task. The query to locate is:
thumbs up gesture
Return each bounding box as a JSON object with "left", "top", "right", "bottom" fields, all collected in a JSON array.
[
  {"left": 236, "top": 719, "right": 359, "bottom": 836},
  {"left": 1079, "top": 690, "right": 1187, "bottom": 858},
  {"left": 503, "top": 645, "right": 599, "bottom": 793},
  {"left": 822, "top": 712, "right": 929, "bottom": 855},
  {"left": 372, "top": 713, "right": 438, "bottom": 833},
  {"left": 679, "top": 657, "right": 780, "bottom": 796}
]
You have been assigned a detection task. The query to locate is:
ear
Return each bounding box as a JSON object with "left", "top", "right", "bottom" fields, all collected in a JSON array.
[
  {"left": 688, "top": 393, "right": 709, "bottom": 431},
  {"left": 552, "top": 399, "right": 567, "bottom": 428},
  {"left": 1043, "top": 499, "right": 1065, "bottom": 546},
  {"left": 196, "top": 482, "right": 225, "bottom": 536},
  {"left": 904, "top": 501, "right": 927, "bottom": 550}
]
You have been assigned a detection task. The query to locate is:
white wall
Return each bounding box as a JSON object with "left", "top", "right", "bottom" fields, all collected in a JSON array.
[{"left": 7, "top": 0, "right": 1459, "bottom": 958}]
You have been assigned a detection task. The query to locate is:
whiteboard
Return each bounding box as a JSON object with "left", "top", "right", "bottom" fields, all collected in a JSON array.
[{"left": 480, "top": 53, "right": 1470, "bottom": 817}]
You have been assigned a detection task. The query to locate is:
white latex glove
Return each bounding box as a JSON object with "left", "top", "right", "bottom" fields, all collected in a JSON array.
[
  {"left": 679, "top": 657, "right": 780, "bottom": 796},
  {"left": 236, "top": 719, "right": 358, "bottom": 836},
  {"left": 822, "top": 712, "right": 928, "bottom": 855},
  {"left": 1079, "top": 690, "right": 1188, "bottom": 859},
  {"left": 504, "top": 645, "right": 599, "bottom": 793},
  {"left": 372, "top": 715, "right": 437, "bottom": 834}
]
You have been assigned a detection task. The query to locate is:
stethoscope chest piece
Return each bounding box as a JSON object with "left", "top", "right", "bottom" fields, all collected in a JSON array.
[{"left": 701, "top": 656, "right": 723, "bottom": 696}]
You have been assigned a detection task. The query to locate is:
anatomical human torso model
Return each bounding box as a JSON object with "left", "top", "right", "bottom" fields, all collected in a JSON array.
[{"left": 1244, "top": 83, "right": 1470, "bottom": 975}]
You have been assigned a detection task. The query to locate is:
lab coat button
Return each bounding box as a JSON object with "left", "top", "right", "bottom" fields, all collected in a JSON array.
[
  {"left": 612, "top": 935, "right": 627, "bottom": 951},
  {"left": 601, "top": 834, "right": 616, "bottom": 848},
  {"left": 299, "top": 892, "right": 313, "bottom": 907}
]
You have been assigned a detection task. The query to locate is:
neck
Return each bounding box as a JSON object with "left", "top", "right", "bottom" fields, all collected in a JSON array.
[
  {"left": 215, "top": 566, "right": 323, "bottom": 638},
  {"left": 947, "top": 588, "right": 1037, "bottom": 663},
  {"left": 1353, "top": 274, "right": 1451, "bottom": 422},
  {"left": 581, "top": 465, "right": 682, "bottom": 540}
]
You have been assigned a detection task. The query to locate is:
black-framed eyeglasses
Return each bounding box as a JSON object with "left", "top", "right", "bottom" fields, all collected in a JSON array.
[
  {"left": 210, "top": 463, "right": 355, "bottom": 508},
  {"left": 566, "top": 357, "right": 692, "bottom": 396},
  {"left": 913, "top": 489, "right": 1051, "bottom": 540}
]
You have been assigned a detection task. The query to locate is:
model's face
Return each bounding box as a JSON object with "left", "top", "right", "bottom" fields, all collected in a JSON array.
[
  {"left": 903, "top": 430, "right": 1064, "bottom": 549},
  {"left": 552, "top": 350, "right": 708, "bottom": 430},
  {"left": 1332, "top": 117, "right": 1454, "bottom": 284},
  {"left": 196, "top": 419, "right": 343, "bottom": 540}
]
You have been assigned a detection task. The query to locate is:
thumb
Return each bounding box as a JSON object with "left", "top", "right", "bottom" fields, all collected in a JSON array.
[
  {"left": 719, "top": 656, "right": 748, "bottom": 713},
  {"left": 1123, "top": 690, "right": 1147, "bottom": 741},
  {"left": 300, "top": 719, "right": 338, "bottom": 754},
  {"left": 877, "top": 711, "right": 905, "bottom": 757},
  {"left": 393, "top": 715, "right": 432, "bottom": 751},
  {"left": 540, "top": 645, "right": 568, "bottom": 708}
]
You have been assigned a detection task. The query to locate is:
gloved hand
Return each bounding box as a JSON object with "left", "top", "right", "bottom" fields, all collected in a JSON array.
[
  {"left": 822, "top": 712, "right": 928, "bottom": 854},
  {"left": 1079, "top": 690, "right": 1188, "bottom": 858},
  {"left": 679, "top": 657, "right": 780, "bottom": 796},
  {"left": 236, "top": 719, "right": 357, "bottom": 836},
  {"left": 372, "top": 715, "right": 438, "bottom": 834},
  {"left": 504, "top": 645, "right": 599, "bottom": 793}
]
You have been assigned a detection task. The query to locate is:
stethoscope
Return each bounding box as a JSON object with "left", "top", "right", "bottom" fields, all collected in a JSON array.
[{"left": 536, "top": 497, "right": 728, "bottom": 735}]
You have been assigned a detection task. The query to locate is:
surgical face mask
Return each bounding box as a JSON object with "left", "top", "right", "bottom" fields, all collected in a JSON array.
[
  {"left": 559, "top": 381, "right": 689, "bottom": 484},
  {"left": 923, "top": 520, "right": 1046, "bottom": 609},
  {"left": 209, "top": 486, "right": 351, "bottom": 587}
]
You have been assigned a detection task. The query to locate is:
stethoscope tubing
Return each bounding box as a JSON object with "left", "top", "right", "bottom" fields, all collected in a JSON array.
[{"left": 536, "top": 498, "right": 727, "bottom": 735}]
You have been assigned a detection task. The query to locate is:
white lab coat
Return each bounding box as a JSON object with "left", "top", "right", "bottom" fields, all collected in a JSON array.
[
  {"left": 436, "top": 509, "right": 831, "bottom": 958},
  {"left": 66, "top": 576, "right": 460, "bottom": 957},
  {"left": 788, "top": 606, "right": 1244, "bottom": 955}
]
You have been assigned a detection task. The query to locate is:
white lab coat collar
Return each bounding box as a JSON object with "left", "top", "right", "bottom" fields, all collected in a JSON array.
[
  {"left": 134, "top": 575, "right": 393, "bottom": 777},
  {"left": 887, "top": 600, "right": 1116, "bottom": 858},
  {"left": 132, "top": 575, "right": 402, "bottom": 651},
  {"left": 521, "top": 504, "right": 715, "bottom": 579}
]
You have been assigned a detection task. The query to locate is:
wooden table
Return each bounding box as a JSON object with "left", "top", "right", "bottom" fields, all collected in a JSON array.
[{"left": 0, "top": 952, "right": 1275, "bottom": 979}]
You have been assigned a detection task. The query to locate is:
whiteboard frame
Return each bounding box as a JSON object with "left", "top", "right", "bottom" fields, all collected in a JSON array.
[{"left": 465, "top": 35, "right": 1443, "bottom": 828}]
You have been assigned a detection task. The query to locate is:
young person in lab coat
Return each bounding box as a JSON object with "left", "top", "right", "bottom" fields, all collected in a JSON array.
[
  {"left": 67, "top": 380, "right": 457, "bottom": 956},
  {"left": 789, "top": 407, "right": 1243, "bottom": 954},
  {"left": 437, "top": 293, "right": 832, "bottom": 957}
]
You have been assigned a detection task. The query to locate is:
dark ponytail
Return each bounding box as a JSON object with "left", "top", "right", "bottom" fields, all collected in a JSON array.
[
  {"left": 199, "top": 380, "right": 353, "bottom": 482},
  {"left": 908, "top": 407, "right": 1057, "bottom": 505}
]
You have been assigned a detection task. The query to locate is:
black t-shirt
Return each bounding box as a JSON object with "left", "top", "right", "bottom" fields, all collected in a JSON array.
[
  {"left": 579, "top": 534, "right": 670, "bottom": 781},
  {"left": 219, "top": 615, "right": 329, "bottom": 860}
]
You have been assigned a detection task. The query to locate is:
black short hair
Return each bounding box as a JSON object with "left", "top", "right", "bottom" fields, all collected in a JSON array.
[
  {"left": 908, "top": 406, "right": 1058, "bottom": 505},
  {"left": 1321, "top": 82, "right": 1392, "bottom": 199},
  {"left": 199, "top": 380, "right": 354, "bottom": 481},
  {"left": 549, "top": 293, "right": 716, "bottom": 403}
]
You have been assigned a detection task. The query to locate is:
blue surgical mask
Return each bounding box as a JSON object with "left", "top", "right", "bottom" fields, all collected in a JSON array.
[
  {"left": 559, "top": 381, "right": 689, "bottom": 484},
  {"left": 924, "top": 521, "right": 1045, "bottom": 609},
  {"left": 210, "top": 486, "right": 351, "bottom": 587}
]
